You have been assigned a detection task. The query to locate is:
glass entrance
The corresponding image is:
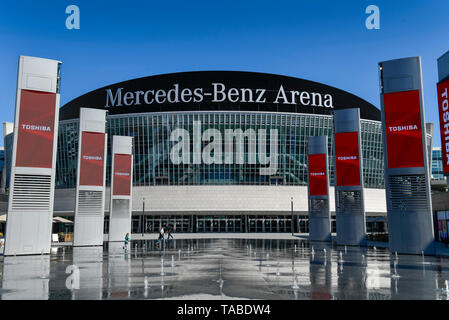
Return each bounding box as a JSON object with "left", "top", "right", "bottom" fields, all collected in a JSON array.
[
  {"left": 195, "top": 216, "right": 243, "bottom": 232},
  {"left": 245, "top": 215, "right": 300, "bottom": 233}
]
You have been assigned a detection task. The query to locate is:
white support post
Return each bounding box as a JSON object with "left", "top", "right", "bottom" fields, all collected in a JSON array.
[
  {"left": 4, "top": 56, "right": 61, "bottom": 256},
  {"left": 108, "top": 135, "right": 133, "bottom": 242},
  {"left": 73, "top": 108, "right": 107, "bottom": 247}
]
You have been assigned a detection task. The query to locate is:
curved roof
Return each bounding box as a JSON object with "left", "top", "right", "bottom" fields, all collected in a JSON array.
[{"left": 60, "top": 71, "right": 380, "bottom": 121}]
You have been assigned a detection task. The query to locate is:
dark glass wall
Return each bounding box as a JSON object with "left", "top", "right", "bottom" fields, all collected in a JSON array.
[{"left": 55, "top": 111, "right": 385, "bottom": 189}]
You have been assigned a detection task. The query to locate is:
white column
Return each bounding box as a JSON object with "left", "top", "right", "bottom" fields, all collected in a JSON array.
[
  {"left": 73, "top": 108, "right": 107, "bottom": 246},
  {"left": 108, "top": 135, "right": 133, "bottom": 242},
  {"left": 4, "top": 56, "right": 61, "bottom": 256}
]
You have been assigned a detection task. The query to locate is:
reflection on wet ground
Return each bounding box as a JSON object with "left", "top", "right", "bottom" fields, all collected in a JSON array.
[{"left": 1, "top": 238, "right": 449, "bottom": 300}]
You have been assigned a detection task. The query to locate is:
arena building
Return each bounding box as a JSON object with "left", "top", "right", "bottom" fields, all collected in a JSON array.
[{"left": 49, "top": 71, "right": 392, "bottom": 234}]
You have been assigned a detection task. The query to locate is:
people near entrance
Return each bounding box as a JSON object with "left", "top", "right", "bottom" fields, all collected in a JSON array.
[
  {"left": 123, "top": 233, "right": 130, "bottom": 250},
  {"left": 166, "top": 225, "right": 174, "bottom": 240},
  {"left": 157, "top": 226, "right": 165, "bottom": 248}
]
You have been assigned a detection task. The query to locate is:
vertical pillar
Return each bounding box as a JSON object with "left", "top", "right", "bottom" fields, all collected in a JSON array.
[
  {"left": 1, "top": 122, "right": 13, "bottom": 193},
  {"left": 333, "top": 108, "right": 366, "bottom": 246},
  {"left": 425, "top": 123, "right": 434, "bottom": 179},
  {"left": 379, "top": 56, "right": 434, "bottom": 254},
  {"left": 73, "top": 108, "right": 107, "bottom": 246},
  {"left": 437, "top": 50, "right": 449, "bottom": 188},
  {"left": 307, "top": 136, "right": 331, "bottom": 241},
  {"left": 108, "top": 136, "right": 133, "bottom": 242},
  {"left": 4, "top": 56, "right": 61, "bottom": 256}
]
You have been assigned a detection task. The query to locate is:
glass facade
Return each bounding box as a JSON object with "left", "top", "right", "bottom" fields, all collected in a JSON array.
[
  {"left": 432, "top": 147, "right": 444, "bottom": 180},
  {"left": 56, "top": 111, "right": 385, "bottom": 189}
]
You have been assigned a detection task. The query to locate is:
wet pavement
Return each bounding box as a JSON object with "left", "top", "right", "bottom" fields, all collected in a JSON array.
[{"left": 1, "top": 238, "right": 449, "bottom": 300}]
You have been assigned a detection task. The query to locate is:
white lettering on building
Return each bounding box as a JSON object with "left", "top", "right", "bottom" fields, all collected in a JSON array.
[
  {"left": 440, "top": 86, "right": 449, "bottom": 166},
  {"left": 115, "top": 172, "right": 130, "bottom": 176},
  {"left": 169, "top": 121, "right": 278, "bottom": 175},
  {"left": 337, "top": 156, "right": 357, "bottom": 161},
  {"left": 388, "top": 125, "right": 419, "bottom": 132},
  {"left": 83, "top": 155, "right": 102, "bottom": 160},
  {"left": 21, "top": 124, "right": 51, "bottom": 131},
  {"left": 105, "top": 83, "right": 334, "bottom": 109}
]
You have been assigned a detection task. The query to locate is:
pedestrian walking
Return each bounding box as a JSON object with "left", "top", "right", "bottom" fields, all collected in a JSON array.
[
  {"left": 167, "top": 225, "right": 174, "bottom": 240},
  {"left": 157, "top": 226, "right": 165, "bottom": 248},
  {"left": 123, "top": 232, "right": 130, "bottom": 250}
]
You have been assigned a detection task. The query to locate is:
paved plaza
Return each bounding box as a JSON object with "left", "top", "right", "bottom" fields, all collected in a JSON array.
[{"left": 1, "top": 235, "right": 449, "bottom": 300}]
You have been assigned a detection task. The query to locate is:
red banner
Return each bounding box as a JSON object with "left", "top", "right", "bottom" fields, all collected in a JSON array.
[
  {"left": 437, "top": 79, "right": 449, "bottom": 175},
  {"left": 308, "top": 153, "right": 327, "bottom": 196},
  {"left": 335, "top": 131, "right": 361, "bottom": 186},
  {"left": 383, "top": 90, "right": 424, "bottom": 169},
  {"left": 113, "top": 154, "right": 132, "bottom": 196},
  {"left": 15, "top": 89, "right": 56, "bottom": 168},
  {"left": 79, "top": 132, "right": 105, "bottom": 186}
]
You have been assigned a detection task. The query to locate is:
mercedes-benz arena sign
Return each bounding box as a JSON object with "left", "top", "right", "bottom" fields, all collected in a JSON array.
[
  {"left": 54, "top": 71, "right": 387, "bottom": 234},
  {"left": 60, "top": 71, "right": 380, "bottom": 121}
]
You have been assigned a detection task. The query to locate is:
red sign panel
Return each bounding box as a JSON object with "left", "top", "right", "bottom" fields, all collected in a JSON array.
[
  {"left": 383, "top": 90, "right": 424, "bottom": 169},
  {"left": 113, "top": 154, "right": 132, "bottom": 196},
  {"left": 79, "top": 132, "right": 105, "bottom": 186},
  {"left": 308, "top": 153, "right": 327, "bottom": 196},
  {"left": 437, "top": 79, "right": 449, "bottom": 175},
  {"left": 15, "top": 89, "right": 56, "bottom": 168},
  {"left": 335, "top": 131, "right": 361, "bottom": 186}
]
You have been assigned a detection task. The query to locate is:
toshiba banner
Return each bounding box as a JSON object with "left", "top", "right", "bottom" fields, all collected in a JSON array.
[
  {"left": 383, "top": 89, "right": 424, "bottom": 169},
  {"left": 308, "top": 153, "right": 327, "bottom": 196},
  {"left": 79, "top": 132, "right": 105, "bottom": 186},
  {"left": 15, "top": 89, "right": 56, "bottom": 168},
  {"left": 335, "top": 131, "right": 361, "bottom": 186},
  {"left": 437, "top": 78, "right": 449, "bottom": 175},
  {"left": 113, "top": 154, "right": 132, "bottom": 196}
]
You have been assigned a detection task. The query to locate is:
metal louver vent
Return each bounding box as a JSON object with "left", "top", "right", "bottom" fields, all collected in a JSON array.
[
  {"left": 336, "top": 190, "right": 363, "bottom": 215},
  {"left": 388, "top": 175, "right": 428, "bottom": 211},
  {"left": 309, "top": 199, "right": 329, "bottom": 218},
  {"left": 11, "top": 174, "right": 52, "bottom": 211},
  {"left": 77, "top": 190, "right": 103, "bottom": 215}
]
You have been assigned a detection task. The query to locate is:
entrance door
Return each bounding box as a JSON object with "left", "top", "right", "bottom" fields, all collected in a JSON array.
[
  {"left": 197, "top": 219, "right": 204, "bottom": 233},
  {"left": 205, "top": 219, "right": 211, "bottom": 233},
  {"left": 235, "top": 219, "right": 241, "bottom": 232},
  {"left": 264, "top": 219, "right": 270, "bottom": 233},
  {"left": 256, "top": 219, "right": 263, "bottom": 232},
  {"left": 154, "top": 219, "right": 160, "bottom": 233},
  {"left": 271, "top": 219, "right": 278, "bottom": 232},
  {"left": 227, "top": 219, "right": 234, "bottom": 232},
  {"left": 219, "top": 218, "right": 226, "bottom": 232},
  {"left": 279, "top": 220, "right": 285, "bottom": 232},
  {"left": 175, "top": 219, "right": 182, "bottom": 233},
  {"left": 249, "top": 219, "right": 256, "bottom": 232}
]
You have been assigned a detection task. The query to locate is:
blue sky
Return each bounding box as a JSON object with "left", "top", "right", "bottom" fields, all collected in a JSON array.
[{"left": 1, "top": 0, "right": 448, "bottom": 147}]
